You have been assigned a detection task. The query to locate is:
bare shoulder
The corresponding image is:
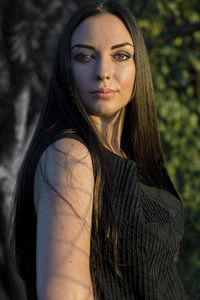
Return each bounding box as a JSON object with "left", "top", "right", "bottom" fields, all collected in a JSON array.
[
  {"left": 53, "top": 137, "right": 92, "bottom": 161},
  {"left": 41, "top": 137, "right": 93, "bottom": 169},
  {"left": 34, "top": 137, "right": 95, "bottom": 299},
  {"left": 34, "top": 137, "right": 94, "bottom": 215}
]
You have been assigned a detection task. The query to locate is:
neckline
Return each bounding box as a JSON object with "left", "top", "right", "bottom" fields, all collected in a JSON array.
[
  {"left": 103, "top": 146, "right": 127, "bottom": 159},
  {"left": 104, "top": 147, "right": 136, "bottom": 166}
]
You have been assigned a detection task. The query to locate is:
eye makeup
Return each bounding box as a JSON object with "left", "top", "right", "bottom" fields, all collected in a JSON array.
[{"left": 72, "top": 51, "right": 132, "bottom": 63}]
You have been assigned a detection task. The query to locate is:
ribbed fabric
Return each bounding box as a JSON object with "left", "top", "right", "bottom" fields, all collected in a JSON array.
[
  {"left": 55, "top": 133, "right": 186, "bottom": 300},
  {"left": 98, "top": 152, "right": 186, "bottom": 299}
]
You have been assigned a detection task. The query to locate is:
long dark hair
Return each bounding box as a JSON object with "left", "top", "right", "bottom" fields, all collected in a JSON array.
[{"left": 10, "top": 1, "right": 181, "bottom": 299}]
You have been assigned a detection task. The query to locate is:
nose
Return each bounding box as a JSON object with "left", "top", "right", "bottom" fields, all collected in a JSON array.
[{"left": 94, "top": 56, "right": 112, "bottom": 80}]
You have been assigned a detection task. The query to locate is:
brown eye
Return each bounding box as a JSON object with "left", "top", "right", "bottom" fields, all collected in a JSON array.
[
  {"left": 117, "top": 54, "right": 125, "bottom": 60},
  {"left": 75, "top": 54, "right": 93, "bottom": 63},
  {"left": 114, "top": 53, "right": 130, "bottom": 61}
]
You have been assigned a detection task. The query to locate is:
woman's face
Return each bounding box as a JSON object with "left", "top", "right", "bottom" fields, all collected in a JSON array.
[{"left": 70, "top": 13, "right": 135, "bottom": 118}]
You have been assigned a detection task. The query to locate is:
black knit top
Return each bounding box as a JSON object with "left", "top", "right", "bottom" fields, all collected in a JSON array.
[
  {"left": 95, "top": 152, "right": 186, "bottom": 299},
  {"left": 56, "top": 133, "right": 186, "bottom": 300}
]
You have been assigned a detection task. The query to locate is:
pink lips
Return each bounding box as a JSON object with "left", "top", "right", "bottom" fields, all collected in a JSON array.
[{"left": 91, "top": 88, "right": 116, "bottom": 99}]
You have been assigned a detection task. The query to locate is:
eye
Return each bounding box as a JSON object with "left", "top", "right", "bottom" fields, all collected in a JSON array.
[
  {"left": 114, "top": 53, "right": 131, "bottom": 61},
  {"left": 74, "top": 53, "right": 94, "bottom": 63}
]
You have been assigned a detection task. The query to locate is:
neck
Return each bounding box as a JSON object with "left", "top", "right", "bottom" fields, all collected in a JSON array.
[{"left": 89, "top": 108, "right": 126, "bottom": 157}]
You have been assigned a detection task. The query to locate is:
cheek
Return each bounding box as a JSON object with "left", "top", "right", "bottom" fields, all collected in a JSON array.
[
  {"left": 119, "top": 63, "right": 135, "bottom": 92},
  {"left": 72, "top": 68, "right": 83, "bottom": 89},
  {"left": 72, "top": 65, "right": 91, "bottom": 91}
]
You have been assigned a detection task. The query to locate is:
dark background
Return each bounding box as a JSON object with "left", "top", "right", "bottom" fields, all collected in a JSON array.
[{"left": 0, "top": 0, "right": 200, "bottom": 299}]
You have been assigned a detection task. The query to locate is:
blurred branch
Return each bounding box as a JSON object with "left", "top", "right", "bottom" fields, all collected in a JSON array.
[{"left": 147, "top": 22, "right": 200, "bottom": 48}]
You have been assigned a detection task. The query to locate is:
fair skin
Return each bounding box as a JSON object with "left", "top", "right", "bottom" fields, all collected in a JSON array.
[
  {"left": 71, "top": 13, "right": 135, "bottom": 156},
  {"left": 34, "top": 13, "right": 135, "bottom": 300},
  {"left": 34, "top": 139, "right": 94, "bottom": 300}
]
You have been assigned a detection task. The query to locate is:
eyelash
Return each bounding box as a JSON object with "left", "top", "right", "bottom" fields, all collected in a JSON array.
[{"left": 74, "top": 52, "right": 131, "bottom": 63}]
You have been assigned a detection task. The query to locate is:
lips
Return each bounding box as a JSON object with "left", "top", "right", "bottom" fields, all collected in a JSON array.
[
  {"left": 91, "top": 88, "right": 116, "bottom": 99},
  {"left": 92, "top": 88, "right": 116, "bottom": 93}
]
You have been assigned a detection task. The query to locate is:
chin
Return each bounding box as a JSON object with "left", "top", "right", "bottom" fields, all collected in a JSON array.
[
  {"left": 87, "top": 103, "right": 120, "bottom": 114},
  {"left": 88, "top": 108, "right": 123, "bottom": 118}
]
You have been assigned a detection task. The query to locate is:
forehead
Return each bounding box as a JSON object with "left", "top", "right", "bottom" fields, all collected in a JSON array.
[{"left": 71, "top": 13, "right": 132, "bottom": 46}]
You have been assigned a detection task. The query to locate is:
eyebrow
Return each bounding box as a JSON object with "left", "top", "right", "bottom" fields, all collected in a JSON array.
[{"left": 70, "top": 42, "right": 133, "bottom": 51}]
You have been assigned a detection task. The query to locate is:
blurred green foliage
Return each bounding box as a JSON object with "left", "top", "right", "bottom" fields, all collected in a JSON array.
[{"left": 119, "top": 0, "right": 200, "bottom": 298}]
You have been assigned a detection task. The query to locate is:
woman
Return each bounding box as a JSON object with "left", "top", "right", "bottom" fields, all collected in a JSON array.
[{"left": 11, "top": 1, "right": 187, "bottom": 299}]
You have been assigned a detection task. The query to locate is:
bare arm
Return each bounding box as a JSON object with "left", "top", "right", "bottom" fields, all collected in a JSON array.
[{"left": 34, "top": 138, "right": 95, "bottom": 300}]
